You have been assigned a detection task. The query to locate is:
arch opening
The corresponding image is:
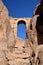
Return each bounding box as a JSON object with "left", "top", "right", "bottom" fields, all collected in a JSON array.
[{"left": 17, "top": 20, "right": 26, "bottom": 40}]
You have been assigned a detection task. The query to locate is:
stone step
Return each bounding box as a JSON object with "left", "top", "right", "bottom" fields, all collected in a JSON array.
[
  {"left": 14, "top": 48, "right": 23, "bottom": 53},
  {"left": 6, "top": 52, "right": 31, "bottom": 60},
  {"left": 8, "top": 58, "right": 31, "bottom": 65}
]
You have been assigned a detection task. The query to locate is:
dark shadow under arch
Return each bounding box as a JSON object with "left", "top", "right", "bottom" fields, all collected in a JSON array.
[{"left": 17, "top": 20, "right": 26, "bottom": 40}]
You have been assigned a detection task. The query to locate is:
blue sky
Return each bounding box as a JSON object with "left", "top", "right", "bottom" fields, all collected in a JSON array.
[
  {"left": 2, "top": 0, "right": 40, "bottom": 40},
  {"left": 2, "top": 0, "right": 40, "bottom": 18}
]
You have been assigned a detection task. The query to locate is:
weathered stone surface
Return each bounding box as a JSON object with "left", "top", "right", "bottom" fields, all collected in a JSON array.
[
  {"left": 0, "top": 0, "right": 43, "bottom": 65},
  {"left": 0, "top": 0, "right": 8, "bottom": 18}
]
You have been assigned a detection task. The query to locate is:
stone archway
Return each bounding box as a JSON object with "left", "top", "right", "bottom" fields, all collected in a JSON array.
[{"left": 17, "top": 20, "right": 26, "bottom": 40}]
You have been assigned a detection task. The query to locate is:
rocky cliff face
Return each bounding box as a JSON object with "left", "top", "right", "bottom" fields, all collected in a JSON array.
[{"left": 0, "top": 0, "right": 43, "bottom": 65}]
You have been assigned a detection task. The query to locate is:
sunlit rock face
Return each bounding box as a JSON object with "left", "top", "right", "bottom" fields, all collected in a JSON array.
[
  {"left": 0, "top": 0, "right": 8, "bottom": 18},
  {"left": 0, "top": 0, "right": 43, "bottom": 65}
]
